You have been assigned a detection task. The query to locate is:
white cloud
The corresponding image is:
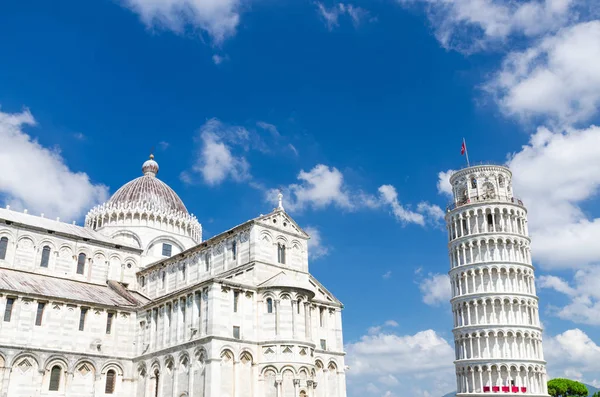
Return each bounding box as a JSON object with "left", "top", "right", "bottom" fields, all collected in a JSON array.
[
  {"left": 273, "top": 164, "right": 353, "bottom": 211},
  {"left": 271, "top": 167, "right": 443, "bottom": 227},
  {"left": 304, "top": 226, "right": 329, "bottom": 260},
  {"left": 399, "top": 0, "right": 580, "bottom": 53},
  {"left": 417, "top": 201, "right": 445, "bottom": 222},
  {"left": 0, "top": 108, "right": 109, "bottom": 221},
  {"left": 316, "top": 2, "right": 372, "bottom": 30},
  {"left": 544, "top": 328, "right": 600, "bottom": 383},
  {"left": 418, "top": 273, "right": 451, "bottom": 306},
  {"left": 378, "top": 185, "right": 426, "bottom": 226},
  {"left": 382, "top": 270, "right": 393, "bottom": 279},
  {"left": 437, "top": 169, "right": 454, "bottom": 196},
  {"left": 507, "top": 125, "right": 600, "bottom": 268},
  {"left": 119, "top": 0, "right": 242, "bottom": 43},
  {"left": 487, "top": 21, "right": 600, "bottom": 125},
  {"left": 345, "top": 329, "right": 455, "bottom": 397},
  {"left": 256, "top": 121, "right": 280, "bottom": 138},
  {"left": 212, "top": 54, "right": 226, "bottom": 65},
  {"left": 183, "top": 118, "right": 250, "bottom": 186},
  {"left": 539, "top": 266, "right": 600, "bottom": 325}
]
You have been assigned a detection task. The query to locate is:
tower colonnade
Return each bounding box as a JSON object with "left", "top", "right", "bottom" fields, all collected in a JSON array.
[{"left": 446, "top": 165, "right": 549, "bottom": 396}]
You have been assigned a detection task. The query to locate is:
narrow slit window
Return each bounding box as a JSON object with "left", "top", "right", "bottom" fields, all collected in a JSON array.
[
  {"left": 232, "top": 240, "right": 237, "bottom": 260},
  {"left": 319, "top": 307, "right": 325, "bottom": 327},
  {"left": 233, "top": 291, "right": 239, "bottom": 313},
  {"left": 0, "top": 237, "right": 7, "bottom": 260},
  {"left": 35, "top": 302, "right": 45, "bottom": 326},
  {"left": 181, "top": 264, "right": 186, "bottom": 281},
  {"left": 266, "top": 298, "right": 273, "bottom": 314},
  {"left": 233, "top": 326, "right": 240, "bottom": 339},
  {"left": 297, "top": 299, "right": 302, "bottom": 314},
  {"left": 162, "top": 243, "right": 172, "bottom": 257},
  {"left": 106, "top": 312, "right": 114, "bottom": 334},
  {"left": 76, "top": 253, "right": 86, "bottom": 275},
  {"left": 79, "top": 308, "right": 88, "bottom": 331},
  {"left": 40, "top": 246, "right": 51, "bottom": 268},
  {"left": 320, "top": 339, "right": 327, "bottom": 350},
  {"left": 4, "top": 297, "right": 14, "bottom": 322},
  {"left": 205, "top": 253, "right": 210, "bottom": 272},
  {"left": 49, "top": 365, "right": 61, "bottom": 391},
  {"left": 105, "top": 369, "right": 116, "bottom": 394},
  {"left": 161, "top": 272, "right": 166, "bottom": 289}
]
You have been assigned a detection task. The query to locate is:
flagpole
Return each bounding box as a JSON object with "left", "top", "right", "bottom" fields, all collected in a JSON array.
[{"left": 463, "top": 138, "right": 471, "bottom": 167}]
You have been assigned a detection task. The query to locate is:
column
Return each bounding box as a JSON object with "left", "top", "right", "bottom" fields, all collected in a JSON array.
[
  {"left": 292, "top": 300, "right": 297, "bottom": 339},
  {"left": 482, "top": 301, "right": 487, "bottom": 325},
  {"left": 304, "top": 302, "right": 311, "bottom": 338},
  {"left": 275, "top": 300, "right": 280, "bottom": 337}
]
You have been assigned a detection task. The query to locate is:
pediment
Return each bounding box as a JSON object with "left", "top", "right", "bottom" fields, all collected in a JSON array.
[{"left": 256, "top": 209, "right": 309, "bottom": 238}]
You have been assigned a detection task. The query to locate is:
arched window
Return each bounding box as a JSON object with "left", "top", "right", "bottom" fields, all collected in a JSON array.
[
  {"left": 105, "top": 369, "right": 116, "bottom": 394},
  {"left": 266, "top": 298, "right": 273, "bottom": 314},
  {"left": 76, "top": 253, "right": 86, "bottom": 275},
  {"left": 0, "top": 237, "right": 8, "bottom": 260},
  {"left": 49, "top": 365, "right": 62, "bottom": 391},
  {"left": 471, "top": 178, "right": 477, "bottom": 189},
  {"left": 277, "top": 243, "right": 286, "bottom": 264},
  {"left": 40, "top": 246, "right": 51, "bottom": 268},
  {"left": 498, "top": 176, "right": 505, "bottom": 187}
]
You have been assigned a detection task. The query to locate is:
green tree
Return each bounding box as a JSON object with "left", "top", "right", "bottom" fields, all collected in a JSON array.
[
  {"left": 547, "top": 378, "right": 588, "bottom": 397},
  {"left": 591, "top": 391, "right": 600, "bottom": 397}
]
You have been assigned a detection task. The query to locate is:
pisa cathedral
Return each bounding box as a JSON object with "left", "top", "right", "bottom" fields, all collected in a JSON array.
[{"left": 0, "top": 155, "right": 347, "bottom": 397}]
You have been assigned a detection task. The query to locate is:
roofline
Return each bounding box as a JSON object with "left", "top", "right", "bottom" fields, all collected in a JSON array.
[
  {"left": 309, "top": 274, "right": 343, "bottom": 308},
  {"left": 0, "top": 212, "right": 142, "bottom": 253},
  {"left": 449, "top": 164, "right": 512, "bottom": 185},
  {"left": 137, "top": 217, "right": 256, "bottom": 276}
]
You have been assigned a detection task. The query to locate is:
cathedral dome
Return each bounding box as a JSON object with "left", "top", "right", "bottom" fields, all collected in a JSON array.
[{"left": 107, "top": 155, "right": 188, "bottom": 214}]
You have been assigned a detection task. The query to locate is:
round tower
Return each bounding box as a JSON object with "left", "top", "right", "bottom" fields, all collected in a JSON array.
[{"left": 446, "top": 165, "right": 549, "bottom": 396}]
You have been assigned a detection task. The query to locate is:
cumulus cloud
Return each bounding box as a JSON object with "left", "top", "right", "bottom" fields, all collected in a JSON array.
[
  {"left": 539, "top": 266, "right": 600, "bottom": 325},
  {"left": 544, "top": 328, "right": 600, "bottom": 382},
  {"left": 119, "top": 0, "right": 242, "bottom": 43},
  {"left": 437, "top": 169, "right": 454, "bottom": 196},
  {"left": 304, "top": 226, "right": 329, "bottom": 259},
  {"left": 398, "top": 0, "right": 580, "bottom": 52},
  {"left": 182, "top": 118, "right": 250, "bottom": 186},
  {"left": 487, "top": 21, "right": 600, "bottom": 125},
  {"left": 507, "top": 125, "right": 600, "bottom": 269},
  {"left": 345, "top": 329, "right": 455, "bottom": 397},
  {"left": 378, "top": 185, "right": 426, "bottom": 225},
  {"left": 272, "top": 165, "right": 353, "bottom": 211},
  {"left": 0, "top": 108, "right": 109, "bottom": 221},
  {"left": 418, "top": 273, "right": 451, "bottom": 306},
  {"left": 271, "top": 166, "right": 443, "bottom": 227}
]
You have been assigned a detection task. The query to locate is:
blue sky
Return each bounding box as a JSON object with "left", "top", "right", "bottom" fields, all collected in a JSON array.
[{"left": 1, "top": 0, "right": 600, "bottom": 396}]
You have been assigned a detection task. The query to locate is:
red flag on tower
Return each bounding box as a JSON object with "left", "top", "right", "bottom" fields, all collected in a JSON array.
[{"left": 461, "top": 138, "right": 470, "bottom": 167}]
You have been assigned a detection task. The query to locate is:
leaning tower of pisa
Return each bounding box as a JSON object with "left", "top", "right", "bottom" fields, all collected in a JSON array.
[{"left": 446, "top": 165, "right": 549, "bottom": 396}]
